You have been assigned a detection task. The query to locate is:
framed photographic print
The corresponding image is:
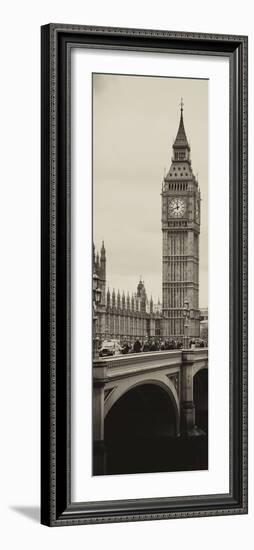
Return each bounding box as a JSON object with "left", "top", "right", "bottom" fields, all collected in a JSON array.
[{"left": 41, "top": 24, "right": 248, "bottom": 526}]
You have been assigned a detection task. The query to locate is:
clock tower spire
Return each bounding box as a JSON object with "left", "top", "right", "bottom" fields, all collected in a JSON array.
[
  {"left": 173, "top": 98, "right": 190, "bottom": 162},
  {"left": 161, "top": 102, "right": 201, "bottom": 343}
]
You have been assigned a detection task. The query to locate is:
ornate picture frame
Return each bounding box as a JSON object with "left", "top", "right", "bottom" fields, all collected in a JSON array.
[{"left": 41, "top": 24, "right": 248, "bottom": 526}]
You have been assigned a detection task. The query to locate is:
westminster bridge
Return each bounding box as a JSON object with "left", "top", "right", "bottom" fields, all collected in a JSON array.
[{"left": 93, "top": 348, "right": 208, "bottom": 475}]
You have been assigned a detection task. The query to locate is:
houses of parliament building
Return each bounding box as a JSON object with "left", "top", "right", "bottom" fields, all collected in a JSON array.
[
  {"left": 94, "top": 102, "right": 202, "bottom": 345},
  {"left": 93, "top": 242, "right": 162, "bottom": 343}
]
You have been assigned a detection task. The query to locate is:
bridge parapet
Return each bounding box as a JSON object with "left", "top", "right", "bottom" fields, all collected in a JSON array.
[
  {"left": 182, "top": 347, "right": 208, "bottom": 363},
  {"left": 93, "top": 348, "right": 208, "bottom": 381},
  {"left": 93, "top": 350, "right": 182, "bottom": 382}
]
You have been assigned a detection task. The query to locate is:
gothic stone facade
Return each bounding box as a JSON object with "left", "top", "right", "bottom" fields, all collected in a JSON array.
[
  {"left": 162, "top": 102, "right": 201, "bottom": 339},
  {"left": 93, "top": 243, "right": 162, "bottom": 344},
  {"left": 94, "top": 104, "right": 201, "bottom": 344}
]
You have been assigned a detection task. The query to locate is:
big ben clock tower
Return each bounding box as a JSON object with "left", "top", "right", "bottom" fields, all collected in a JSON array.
[{"left": 162, "top": 100, "right": 201, "bottom": 341}]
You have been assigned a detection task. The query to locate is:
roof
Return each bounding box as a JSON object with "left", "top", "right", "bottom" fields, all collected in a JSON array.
[{"left": 173, "top": 108, "right": 190, "bottom": 150}]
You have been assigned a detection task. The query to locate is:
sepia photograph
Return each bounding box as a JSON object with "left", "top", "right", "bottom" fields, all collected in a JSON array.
[
  {"left": 40, "top": 23, "right": 247, "bottom": 526},
  {"left": 92, "top": 73, "right": 208, "bottom": 476}
]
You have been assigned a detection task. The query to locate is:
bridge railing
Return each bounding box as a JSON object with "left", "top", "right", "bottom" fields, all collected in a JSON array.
[{"left": 93, "top": 348, "right": 208, "bottom": 381}]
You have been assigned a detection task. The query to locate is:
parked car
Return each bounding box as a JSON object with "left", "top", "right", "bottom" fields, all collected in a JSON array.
[
  {"left": 99, "top": 346, "right": 114, "bottom": 357},
  {"left": 99, "top": 340, "right": 122, "bottom": 357},
  {"left": 194, "top": 338, "right": 205, "bottom": 348}
]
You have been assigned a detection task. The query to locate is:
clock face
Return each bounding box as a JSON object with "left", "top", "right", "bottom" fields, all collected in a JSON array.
[{"left": 168, "top": 198, "right": 186, "bottom": 218}]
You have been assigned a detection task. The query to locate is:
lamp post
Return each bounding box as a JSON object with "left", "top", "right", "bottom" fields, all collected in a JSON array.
[
  {"left": 93, "top": 273, "right": 102, "bottom": 359},
  {"left": 183, "top": 299, "right": 190, "bottom": 349}
]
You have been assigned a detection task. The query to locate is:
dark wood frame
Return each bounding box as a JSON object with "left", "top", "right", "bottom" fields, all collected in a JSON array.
[{"left": 41, "top": 23, "right": 248, "bottom": 526}]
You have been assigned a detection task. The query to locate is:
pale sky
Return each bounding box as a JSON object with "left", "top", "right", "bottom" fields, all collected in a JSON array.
[{"left": 93, "top": 74, "right": 208, "bottom": 308}]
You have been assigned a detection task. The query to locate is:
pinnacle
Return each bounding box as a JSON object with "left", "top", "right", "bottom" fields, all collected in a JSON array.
[
  {"left": 173, "top": 109, "right": 189, "bottom": 149},
  {"left": 172, "top": 100, "right": 190, "bottom": 152}
]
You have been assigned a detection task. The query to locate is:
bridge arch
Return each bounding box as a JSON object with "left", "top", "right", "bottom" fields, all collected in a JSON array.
[
  {"left": 192, "top": 361, "right": 208, "bottom": 378},
  {"left": 105, "top": 376, "right": 180, "bottom": 417},
  {"left": 104, "top": 376, "right": 180, "bottom": 437}
]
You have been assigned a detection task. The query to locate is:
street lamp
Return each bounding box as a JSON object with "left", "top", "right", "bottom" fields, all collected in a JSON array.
[
  {"left": 93, "top": 272, "right": 102, "bottom": 359},
  {"left": 183, "top": 299, "right": 190, "bottom": 349}
]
